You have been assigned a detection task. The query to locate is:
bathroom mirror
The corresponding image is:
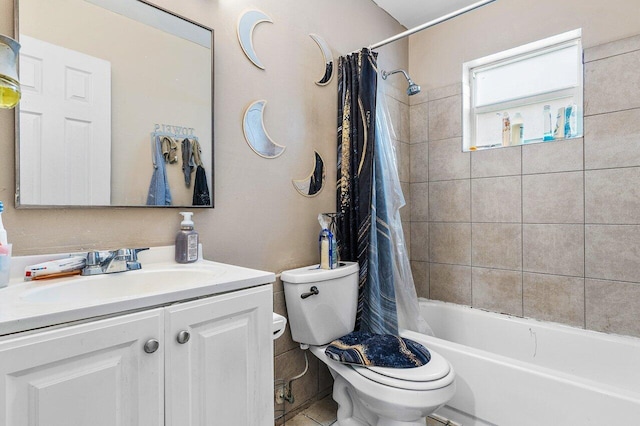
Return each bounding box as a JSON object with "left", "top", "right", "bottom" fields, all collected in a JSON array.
[{"left": 15, "top": 0, "right": 214, "bottom": 207}]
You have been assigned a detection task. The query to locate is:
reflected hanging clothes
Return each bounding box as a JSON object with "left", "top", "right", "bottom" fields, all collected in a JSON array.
[
  {"left": 191, "top": 139, "right": 210, "bottom": 205},
  {"left": 146, "top": 135, "right": 173, "bottom": 206},
  {"left": 162, "top": 136, "right": 179, "bottom": 163},
  {"left": 192, "top": 166, "right": 210, "bottom": 205},
  {"left": 181, "top": 138, "right": 195, "bottom": 187}
]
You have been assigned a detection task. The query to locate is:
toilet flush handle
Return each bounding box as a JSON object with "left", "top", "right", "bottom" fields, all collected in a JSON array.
[{"left": 300, "top": 286, "right": 319, "bottom": 299}]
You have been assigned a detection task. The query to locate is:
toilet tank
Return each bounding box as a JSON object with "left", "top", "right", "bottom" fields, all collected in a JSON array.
[{"left": 282, "top": 262, "right": 358, "bottom": 346}]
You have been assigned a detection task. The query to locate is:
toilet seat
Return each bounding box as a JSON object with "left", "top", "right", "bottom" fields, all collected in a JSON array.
[
  {"left": 315, "top": 330, "right": 455, "bottom": 391},
  {"left": 351, "top": 349, "right": 452, "bottom": 390}
]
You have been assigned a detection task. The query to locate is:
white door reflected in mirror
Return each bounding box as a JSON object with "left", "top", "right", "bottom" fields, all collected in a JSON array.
[{"left": 19, "top": 36, "right": 111, "bottom": 206}]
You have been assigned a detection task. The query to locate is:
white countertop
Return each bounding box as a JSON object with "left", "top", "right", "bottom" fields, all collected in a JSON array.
[{"left": 0, "top": 246, "right": 275, "bottom": 336}]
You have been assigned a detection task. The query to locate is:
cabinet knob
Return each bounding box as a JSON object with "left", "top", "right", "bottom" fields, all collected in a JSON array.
[
  {"left": 143, "top": 339, "right": 160, "bottom": 353},
  {"left": 177, "top": 330, "right": 191, "bottom": 344}
]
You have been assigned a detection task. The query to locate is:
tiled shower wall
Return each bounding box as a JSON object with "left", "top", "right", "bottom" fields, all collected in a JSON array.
[{"left": 408, "top": 34, "right": 640, "bottom": 338}]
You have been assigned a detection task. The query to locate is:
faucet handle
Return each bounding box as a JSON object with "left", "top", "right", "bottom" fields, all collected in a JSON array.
[
  {"left": 120, "top": 248, "right": 149, "bottom": 271},
  {"left": 82, "top": 251, "right": 105, "bottom": 276},
  {"left": 130, "top": 248, "right": 149, "bottom": 262},
  {"left": 115, "top": 248, "right": 131, "bottom": 258},
  {"left": 86, "top": 251, "right": 100, "bottom": 266},
  {"left": 86, "top": 250, "right": 116, "bottom": 264},
  {"left": 112, "top": 248, "right": 148, "bottom": 261}
]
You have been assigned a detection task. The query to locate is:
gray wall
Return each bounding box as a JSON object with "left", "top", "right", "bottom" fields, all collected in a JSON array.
[{"left": 408, "top": 34, "right": 640, "bottom": 338}]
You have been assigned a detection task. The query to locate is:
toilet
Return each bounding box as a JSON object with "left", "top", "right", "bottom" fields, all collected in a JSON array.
[{"left": 282, "top": 262, "right": 455, "bottom": 426}]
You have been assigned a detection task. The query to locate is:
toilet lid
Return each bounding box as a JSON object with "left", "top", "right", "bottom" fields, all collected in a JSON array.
[{"left": 351, "top": 349, "right": 453, "bottom": 391}]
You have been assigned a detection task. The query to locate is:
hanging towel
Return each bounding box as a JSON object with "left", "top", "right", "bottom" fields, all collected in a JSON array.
[
  {"left": 181, "top": 138, "right": 194, "bottom": 187},
  {"left": 192, "top": 165, "right": 210, "bottom": 205},
  {"left": 192, "top": 139, "right": 204, "bottom": 167},
  {"left": 162, "top": 136, "right": 179, "bottom": 163},
  {"left": 324, "top": 331, "right": 431, "bottom": 368},
  {"left": 146, "top": 135, "right": 173, "bottom": 205}
]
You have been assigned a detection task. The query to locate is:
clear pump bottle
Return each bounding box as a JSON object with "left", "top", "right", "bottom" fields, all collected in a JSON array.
[{"left": 175, "top": 212, "right": 198, "bottom": 263}]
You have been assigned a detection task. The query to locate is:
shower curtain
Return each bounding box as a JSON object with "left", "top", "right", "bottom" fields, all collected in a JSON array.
[
  {"left": 336, "top": 48, "right": 382, "bottom": 332},
  {"left": 337, "top": 49, "right": 432, "bottom": 336}
]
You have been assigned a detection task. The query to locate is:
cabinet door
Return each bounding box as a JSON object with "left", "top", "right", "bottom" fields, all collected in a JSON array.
[
  {"left": 0, "top": 309, "right": 164, "bottom": 426},
  {"left": 165, "top": 285, "right": 273, "bottom": 426}
]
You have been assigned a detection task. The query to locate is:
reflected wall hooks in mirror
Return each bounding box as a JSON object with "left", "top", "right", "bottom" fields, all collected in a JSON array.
[
  {"left": 309, "top": 34, "right": 333, "bottom": 86},
  {"left": 242, "top": 100, "right": 286, "bottom": 159},
  {"left": 237, "top": 10, "right": 272, "bottom": 70},
  {"left": 292, "top": 151, "right": 325, "bottom": 197}
]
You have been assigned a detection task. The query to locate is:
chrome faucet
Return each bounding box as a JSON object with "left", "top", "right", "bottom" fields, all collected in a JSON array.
[{"left": 81, "top": 248, "right": 149, "bottom": 276}]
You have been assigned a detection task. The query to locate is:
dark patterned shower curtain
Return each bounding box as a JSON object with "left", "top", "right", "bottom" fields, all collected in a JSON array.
[{"left": 337, "top": 48, "right": 398, "bottom": 333}]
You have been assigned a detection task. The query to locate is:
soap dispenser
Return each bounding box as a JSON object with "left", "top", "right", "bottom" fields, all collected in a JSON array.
[{"left": 175, "top": 212, "right": 198, "bottom": 263}]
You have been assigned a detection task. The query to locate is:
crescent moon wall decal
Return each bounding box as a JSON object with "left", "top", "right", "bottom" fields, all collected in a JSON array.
[
  {"left": 309, "top": 34, "right": 333, "bottom": 86},
  {"left": 237, "top": 10, "right": 273, "bottom": 69},
  {"left": 293, "top": 151, "right": 325, "bottom": 197},
  {"left": 242, "top": 100, "right": 286, "bottom": 159}
]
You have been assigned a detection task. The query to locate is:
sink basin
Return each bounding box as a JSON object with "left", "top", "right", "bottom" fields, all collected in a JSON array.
[{"left": 20, "top": 264, "right": 226, "bottom": 304}]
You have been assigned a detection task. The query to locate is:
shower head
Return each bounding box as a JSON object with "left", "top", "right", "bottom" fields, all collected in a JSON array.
[
  {"left": 406, "top": 81, "right": 421, "bottom": 96},
  {"left": 381, "top": 69, "right": 421, "bottom": 96}
]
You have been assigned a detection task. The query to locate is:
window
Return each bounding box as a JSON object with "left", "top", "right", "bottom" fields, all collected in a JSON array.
[{"left": 462, "top": 29, "right": 583, "bottom": 151}]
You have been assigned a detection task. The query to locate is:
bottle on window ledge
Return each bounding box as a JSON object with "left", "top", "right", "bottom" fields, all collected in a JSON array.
[
  {"left": 543, "top": 105, "right": 554, "bottom": 141},
  {"left": 501, "top": 112, "right": 511, "bottom": 146},
  {"left": 511, "top": 113, "right": 524, "bottom": 145}
]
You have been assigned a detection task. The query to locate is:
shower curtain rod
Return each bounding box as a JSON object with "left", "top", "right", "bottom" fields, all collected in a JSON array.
[{"left": 368, "top": 0, "right": 496, "bottom": 50}]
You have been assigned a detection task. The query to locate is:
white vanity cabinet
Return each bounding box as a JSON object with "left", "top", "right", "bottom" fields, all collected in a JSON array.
[
  {"left": 165, "top": 285, "right": 273, "bottom": 426},
  {"left": 0, "top": 285, "right": 273, "bottom": 426},
  {"left": 0, "top": 308, "right": 165, "bottom": 426}
]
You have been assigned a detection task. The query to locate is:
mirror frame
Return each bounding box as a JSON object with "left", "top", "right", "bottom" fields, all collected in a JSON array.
[{"left": 13, "top": 0, "right": 215, "bottom": 209}]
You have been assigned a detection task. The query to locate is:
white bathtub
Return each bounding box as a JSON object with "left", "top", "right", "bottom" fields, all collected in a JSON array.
[{"left": 408, "top": 299, "right": 640, "bottom": 425}]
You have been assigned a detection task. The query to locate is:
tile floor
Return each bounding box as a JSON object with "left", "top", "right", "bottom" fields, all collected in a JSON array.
[
  {"left": 284, "top": 395, "right": 337, "bottom": 425},
  {"left": 283, "top": 396, "right": 450, "bottom": 425}
]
